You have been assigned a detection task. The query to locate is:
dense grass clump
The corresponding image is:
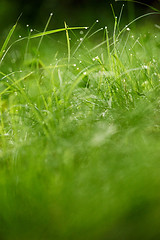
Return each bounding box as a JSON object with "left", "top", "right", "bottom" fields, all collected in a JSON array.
[{"left": 0, "top": 15, "right": 160, "bottom": 240}]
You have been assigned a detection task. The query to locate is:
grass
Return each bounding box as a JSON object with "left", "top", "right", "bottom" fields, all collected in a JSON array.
[{"left": 0, "top": 11, "right": 160, "bottom": 240}]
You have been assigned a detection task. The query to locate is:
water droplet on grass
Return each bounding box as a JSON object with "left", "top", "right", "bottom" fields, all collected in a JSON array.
[
  {"left": 80, "top": 31, "right": 84, "bottom": 35},
  {"left": 142, "top": 65, "right": 148, "bottom": 69}
]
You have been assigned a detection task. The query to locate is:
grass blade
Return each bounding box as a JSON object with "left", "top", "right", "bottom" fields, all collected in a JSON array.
[
  {"left": 115, "top": 0, "right": 160, "bottom": 12},
  {"left": 37, "top": 13, "right": 54, "bottom": 52},
  {"left": 30, "top": 27, "right": 88, "bottom": 39},
  {"left": 0, "top": 23, "right": 17, "bottom": 60},
  {"left": 64, "top": 22, "right": 71, "bottom": 64}
]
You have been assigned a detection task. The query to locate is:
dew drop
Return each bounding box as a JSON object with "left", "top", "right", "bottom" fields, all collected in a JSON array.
[{"left": 142, "top": 65, "right": 148, "bottom": 70}]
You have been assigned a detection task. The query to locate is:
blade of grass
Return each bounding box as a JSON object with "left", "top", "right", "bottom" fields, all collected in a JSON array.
[
  {"left": 115, "top": 0, "right": 160, "bottom": 12},
  {"left": 0, "top": 72, "right": 33, "bottom": 96},
  {"left": 0, "top": 24, "right": 17, "bottom": 60},
  {"left": 66, "top": 64, "right": 103, "bottom": 100},
  {"left": 37, "top": 13, "right": 54, "bottom": 52},
  {"left": 64, "top": 22, "right": 71, "bottom": 64},
  {"left": 0, "top": 14, "right": 22, "bottom": 61},
  {"left": 0, "top": 26, "right": 88, "bottom": 65},
  {"left": 30, "top": 27, "right": 88, "bottom": 39},
  {"left": 117, "top": 12, "right": 160, "bottom": 39},
  {"left": 72, "top": 20, "right": 98, "bottom": 57},
  {"left": 105, "top": 26, "right": 112, "bottom": 71},
  {"left": 117, "top": 4, "right": 125, "bottom": 29}
]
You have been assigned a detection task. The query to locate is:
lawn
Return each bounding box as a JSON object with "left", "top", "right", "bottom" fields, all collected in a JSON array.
[{"left": 0, "top": 9, "right": 160, "bottom": 240}]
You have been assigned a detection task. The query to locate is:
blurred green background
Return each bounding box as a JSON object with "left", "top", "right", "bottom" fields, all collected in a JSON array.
[{"left": 0, "top": 0, "right": 160, "bottom": 32}]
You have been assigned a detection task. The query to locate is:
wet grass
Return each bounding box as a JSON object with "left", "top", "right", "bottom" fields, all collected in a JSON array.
[{"left": 0, "top": 15, "right": 160, "bottom": 240}]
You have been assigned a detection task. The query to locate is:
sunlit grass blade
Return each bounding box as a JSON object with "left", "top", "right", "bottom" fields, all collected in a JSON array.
[
  {"left": 30, "top": 27, "right": 88, "bottom": 39},
  {"left": 64, "top": 22, "right": 71, "bottom": 64},
  {"left": 117, "top": 3, "right": 125, "bottom": 28},
  {"left": 37, "top": 13, "right": 54, "bottom": 52},
  {"left": 0, "top": 23, "right": 17, "bottom": 60}
]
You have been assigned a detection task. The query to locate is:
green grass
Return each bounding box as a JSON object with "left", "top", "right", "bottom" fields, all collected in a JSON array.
[{"left": 0, "top": 13, "right": 160, "bottom": 240}]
